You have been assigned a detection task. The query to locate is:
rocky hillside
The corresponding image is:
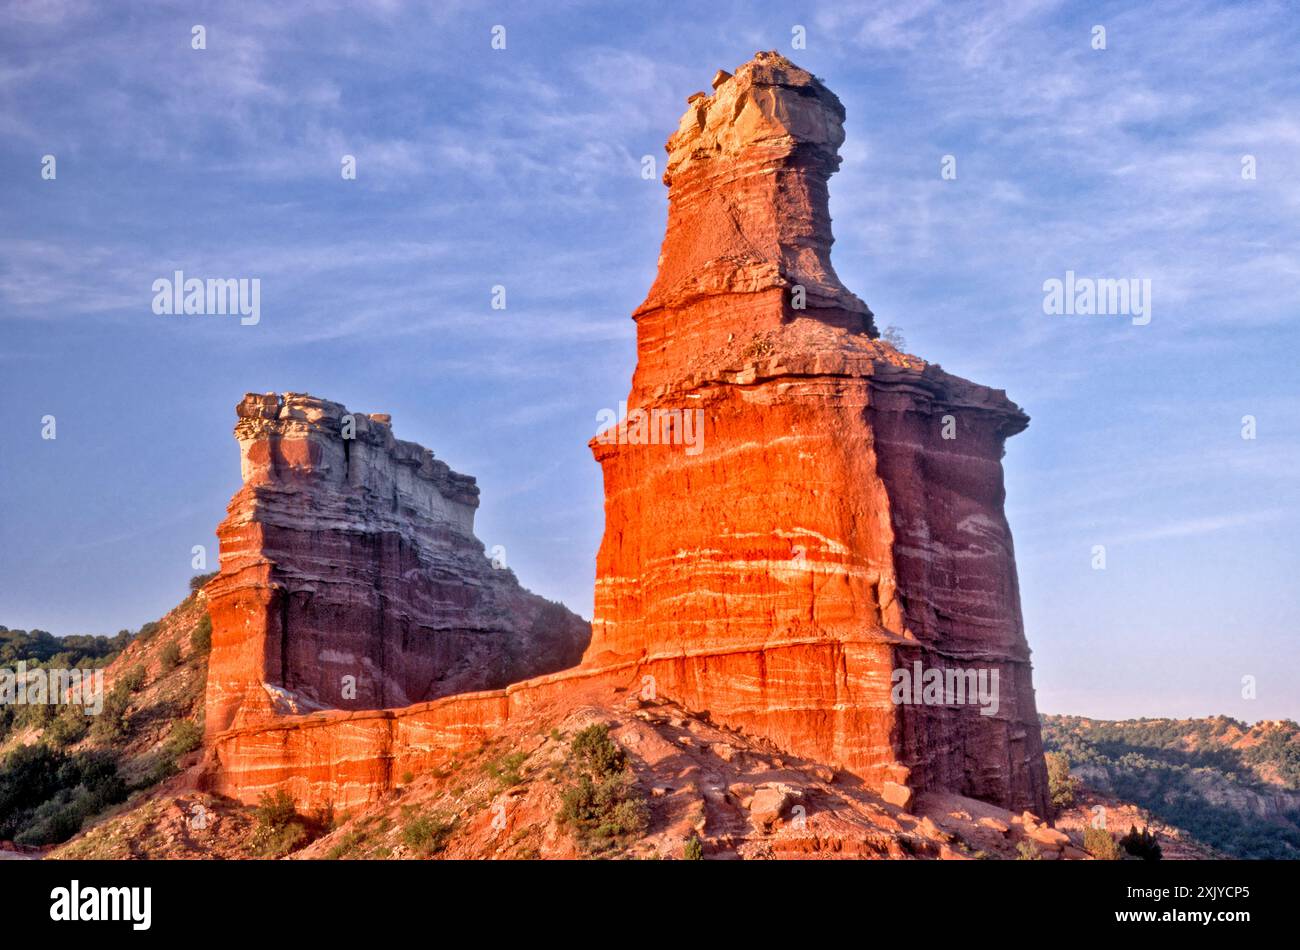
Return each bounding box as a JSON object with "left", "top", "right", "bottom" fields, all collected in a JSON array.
[
  {"left": 0, "top": 581, "right": 211, "bottom": 849},
  {"left": 4, "top": 588, "right": 1237, "bottom": 861},
  {"left": 54, "top": 682, "right": 1205, "bottom": 861},
  {"left": 5, "top": 579, "right": 1248, "bottom": 862},
  {"left": 1043, "top": 714, "right": 1300, "bottom": 859}
]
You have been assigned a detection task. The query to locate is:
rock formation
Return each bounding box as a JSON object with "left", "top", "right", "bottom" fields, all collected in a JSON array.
[
  {"left": 629, "top": 51, "right": 874, "bottom": 398},
  {"left": 587, "top": 52, "right": 1050, "bottom": 815},
  {"left": 205, "top": 54, "right": 1049, "bottom": 820},
  {"left": 205, "top": 392, "right": 589, "bottom": 737}
]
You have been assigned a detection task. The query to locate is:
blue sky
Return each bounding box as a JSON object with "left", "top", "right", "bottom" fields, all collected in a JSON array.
[{"left": 1, "top": 1, "right": 1297, "bottom": 721}]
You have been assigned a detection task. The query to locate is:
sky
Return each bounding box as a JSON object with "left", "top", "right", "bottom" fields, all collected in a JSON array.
[{"left": 1, "top": 0, "right": 1297, "bottom": 723}]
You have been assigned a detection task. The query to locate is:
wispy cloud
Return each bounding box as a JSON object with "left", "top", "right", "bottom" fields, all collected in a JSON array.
[{"left": 1107, "top": 509, "right": 1284, "bottom": 545}]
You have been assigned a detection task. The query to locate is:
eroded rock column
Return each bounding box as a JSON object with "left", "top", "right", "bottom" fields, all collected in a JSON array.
[{"left": 587, "top": 53, "right": 1050, "bottom": 814}]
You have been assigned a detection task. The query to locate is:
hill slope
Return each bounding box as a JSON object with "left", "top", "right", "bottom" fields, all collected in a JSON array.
[
  {"left": 1042, "top": 714, "right": 1300, "bottom": 859},
  {"left": 54, "top": 686, "right": 1212, "bottom": 861},
  {"left": 4, "top": 588, "right": 1238, "bottom": 861},
  {"left": 0, "top": 583, "right": 211, "bottom": 849}
]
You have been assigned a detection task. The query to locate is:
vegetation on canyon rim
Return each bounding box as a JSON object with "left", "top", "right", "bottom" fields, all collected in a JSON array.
[
  {"left": 0, "top": 576, "right": 213, "bottom": 847},
  {"left": 1043, "top": 715, "right": 1300, "bottom": 859}
]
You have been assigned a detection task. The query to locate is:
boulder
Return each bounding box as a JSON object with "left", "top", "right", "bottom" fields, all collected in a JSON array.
[
  {"left": 882, "top": 781, "right": 915, "bottom": 810},
  {"left": 749, "top": 782, "right": 804, "bottom": 830}
]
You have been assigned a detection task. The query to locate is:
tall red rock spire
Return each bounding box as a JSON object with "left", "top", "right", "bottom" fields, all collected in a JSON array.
[
  {"left": 631, "top": 52, "right": 874, "bottom": 400},
  {"left": 589, "top": 52, "right": 1051, "bottom": 815}
]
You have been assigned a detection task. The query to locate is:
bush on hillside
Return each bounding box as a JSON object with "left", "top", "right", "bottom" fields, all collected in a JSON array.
[
  {"left": 252, "top": 789, "right": 308, "bottom": 857},
  {"left": 120, "top": 665, "right": 147, "bottom": 693},
  {"left": 557, "top": 724, "right": 648, "bottom": 853},
  {"left": 159, "top": 640, "right": 181, "bottom": 673},
  {"left": 1084, "top": 825, "right": 1124, "bottom": 860},
  {"left": 0, "top": 744, "right": 127, "bottom": 845},
  {"left": 1120, "top": 824, "right": 1163, "bottom": 860},
  {"left": 1046, "top": 751, "right": 1079, "bottom": 809},
  {"left": 89, "top": 682, "right": 132, "bottom": 744},
  {"left": 191, "top": 613, "right": 212, "bottom": 654}
]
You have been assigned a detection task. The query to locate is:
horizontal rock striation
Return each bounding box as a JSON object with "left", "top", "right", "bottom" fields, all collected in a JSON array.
[
  {"left": 204, "top": 392, "right": 589, "bottom": 738},
  {"left": 208, "top": 664, "right": 630, "bottom": 810},
  {"left": 586, "top": 52, "right": 1050, "bottom": 815}
]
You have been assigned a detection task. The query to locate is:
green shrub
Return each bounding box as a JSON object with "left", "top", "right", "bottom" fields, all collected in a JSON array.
[
  {"left": 191, "top": 614, "right": 212, "bottom": 654},
  {"left": 159, "top": 641, "right": 182, "bottom": 673},
  {"left": 402, "top": 813, "right": 456, "bottom": 856},
  {"left": 14, "top": 700, "right": 54, "bottom": 731},
  {"left": 1016, "top": 840, "right": 1043, "bottom": 860},
  {"left": 324, "top": 828, "right": 365, "bottom": 860},
  {"left": 90, "top": 683, "right": 132, "bottom": 743},
  {"left": 46, "top": 705, "right": 91, "bottom": 748},
  {"left": 15, "top": 796, "right": 87, "bottom": 846},
  {"left": 570, "top": 724, "right": 627, "bottom": 776},
  {"left": 120, "top": 665, "right": 147, "bottom": 693},
  {"left": 189, "top": 571, "right": 218, "bottom": 594},
  {"left": 684, "top": 835, "right": 704, "bottom": 860},
  {"left": 0, "top": 744, "right": 63, "bottom": 832},
  {"left": 0, "top": 745, "right": 126, "bottom": 845},
  {"left": 252, "top": 789, "right": 307, "bottom": 857},
  {"left": 166, "top": 720, "right": 202, "bottom": 758},
  {"left": 557, "top": 724, "right": 648, "bottom": 854},
  {"left": 1119, "top": 824, "right": 1163, "bottom": 861},
  {"left": 484, "top": 751, "right": 528, "bottom": 788},
  {"left": 1046, "top": 751, "right": 1078, "bottom": 809},
  {"left": 255, "top": 789, "right": 297, "bottom": 827},
  {"left": 70, "top": 751, "right": 126, "bottom": 810},
  {"left": 136, "top": 721, "right": 202, "bottom": 789},
  {"left": 1084, "top": 825, "right": 1123, "bottom": 860},
  {"left": 135, "top": 621, "right": 161, "bottom": 644}
]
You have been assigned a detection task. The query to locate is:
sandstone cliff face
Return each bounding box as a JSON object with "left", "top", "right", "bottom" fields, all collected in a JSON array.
[
  {"left": 587, "top": 53, "right": 1050, "bottom": 815},
  {"left": 205, "top": 393, "right": 589, "bottom": 737}
]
